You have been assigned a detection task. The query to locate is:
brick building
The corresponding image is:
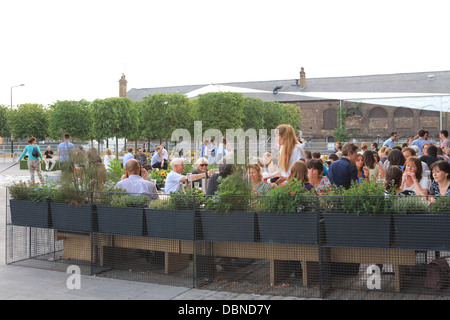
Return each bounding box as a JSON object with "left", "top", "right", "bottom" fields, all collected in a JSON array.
[{"left": 124, "top": 69, "right": 450, "bottom": 144}]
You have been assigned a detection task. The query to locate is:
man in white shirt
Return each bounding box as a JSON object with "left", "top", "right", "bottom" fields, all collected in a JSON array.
[
  {"left": 114, "top": 159, "right": 158, "bottom": 200},
  {"left": 164, "top": 158, "right": 213, "bottom": 194}
]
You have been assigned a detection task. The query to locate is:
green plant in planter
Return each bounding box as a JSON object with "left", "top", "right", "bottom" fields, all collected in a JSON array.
[
  {"left": 260, "top": 178, "right": 318, "bottom": 214},
  {"left": 340, "top": 180, "right": 388, "bottom": 215},
  {"left": 430, "top": 196, "right": 450, "bottom": 214},
  {"left": 148, "top": 198, "right": 170, "bottom": 209},
  {"left": 205, "top": 168, "right": 252, "bottom": 213},
  {"left": 106, "top": 158, "right": 125, "bottom": 183},
  {"left": 9, "top": 181, "right": 34, "bottom": 200},
  {"left": 110, "top": 193, "right": 149, "bottom": 208},
  {"left": 391, "top": 196, "right": 430, "bottom": 215},
  {"left": 170, "top": 185, "right": 205, "bottom": 210}
]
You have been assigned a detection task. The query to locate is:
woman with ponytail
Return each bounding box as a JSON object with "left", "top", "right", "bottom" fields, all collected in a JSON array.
[{"left": 264, "top": 124, "right": 305, "bottom": 185}]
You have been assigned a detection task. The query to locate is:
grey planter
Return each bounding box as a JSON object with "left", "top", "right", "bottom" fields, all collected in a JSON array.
[
  {"left": 145, "top": 209, "right": 195, "bottom": 240},
  {"left": 97, "top": 206, "right": 144, "bottom": 237},
  {"left": 323, "top": 213, "right": 392, "bottom": 248},
  {"left": 393, "top": 214, "right": 450, "bottom": 250},
  {"left": 200, "top": 211, "right": 255, "bottom": 243},
  {"left": 256, "top": 212, "right": 319, "bottom": 245},
  {"left": 9, "top": 199, "right": 50, "bottom": 229},
  {"left": 50, "top": 202, "right": 93, "bottom": 233}
]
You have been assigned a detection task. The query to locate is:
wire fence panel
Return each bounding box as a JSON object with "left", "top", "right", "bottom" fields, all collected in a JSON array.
[{"left": 6, "top": 187, "right": 450, "bottom": 299}]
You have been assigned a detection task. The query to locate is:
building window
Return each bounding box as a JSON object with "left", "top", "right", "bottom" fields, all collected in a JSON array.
[{"left": 323, "top": 108, "right": 337, "bottom": 130}]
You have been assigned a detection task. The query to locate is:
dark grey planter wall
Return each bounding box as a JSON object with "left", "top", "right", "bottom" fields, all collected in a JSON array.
[
  {"left": 9, "top": 200, "right": 50, "bottom": 229},
  {"left": 145, "top": 209, "right": 195, "bottom": 240},
  {"left": 200, "top": 211, "right": 255, "bottom": 243},
  {"left": 97, "top": 206, "right": 144, "bottom": 237},
  {"left": 50, "top": 203, "right": 93, "bottom": 233},
  {"left": 393, "top": 215, "right": 450, "bottom": 251},
  {"left": 256, "top": 212, "right": 318, "bottom": 245},
  {"left": 322, "top": 213, "right": 393, "bottom": 249}
]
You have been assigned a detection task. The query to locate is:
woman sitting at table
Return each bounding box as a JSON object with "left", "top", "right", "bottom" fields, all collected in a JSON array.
[
  {"left": 307, "top": 159, "right": 331, "bottom": 193},
  {"left": 248, "top": 163, "right": 272, "bottom": 195},
  {"left": 288, "top": 160, "right": 315, "bottom": 193},
  {"left": 191, "top": 157, "right": 209, "bottom": 188},
  {"left": 401, "top": 156, "right": 428, "bottom": 196},
  {"left": 384, "top": 166, "right": 415, "bottom": 197},
  {"left": 428, "top": 160, "right": 450, "bottom": 198}
]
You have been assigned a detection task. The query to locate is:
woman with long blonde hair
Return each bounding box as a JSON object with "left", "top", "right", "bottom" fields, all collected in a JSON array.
[{"left": 264, "top": 124, "right": 305, "bottom": 185}]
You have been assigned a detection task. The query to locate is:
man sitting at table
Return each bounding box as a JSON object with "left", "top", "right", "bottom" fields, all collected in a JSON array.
[{"left": 114, "top": 159, "right": 158, "bottom": 200}]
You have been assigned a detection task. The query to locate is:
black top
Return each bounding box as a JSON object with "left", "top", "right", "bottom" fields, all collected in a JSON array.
[{"left": 44, "top": 150, "right": 54, "bottom": 159}]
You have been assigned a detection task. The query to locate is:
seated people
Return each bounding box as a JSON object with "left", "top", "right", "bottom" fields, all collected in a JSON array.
[
  {"left": 165, "top": 158, "right": 214, "bottom": 194},
  {"left": 151, "top": 145, "right": 168, "bottom": 170},
  {"left": 114, "top": 159, "right": 158, "bottom": 200}
]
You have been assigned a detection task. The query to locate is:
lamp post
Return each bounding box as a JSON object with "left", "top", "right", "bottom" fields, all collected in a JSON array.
[{"left": 10, "top": 84, "right": 24, "bottom": 159}]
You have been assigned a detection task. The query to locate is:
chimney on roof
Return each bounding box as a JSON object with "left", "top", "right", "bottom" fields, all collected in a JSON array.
[
  {"left": 119, "top": 73, "right": 127, "bottom": 97},
  {"left": 299, "top": 67, "right": 306, "bottom": 89}
]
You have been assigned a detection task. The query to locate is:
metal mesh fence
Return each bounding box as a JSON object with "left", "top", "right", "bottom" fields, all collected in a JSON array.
[{"left": 6, "top": 186, "right": 450, "bottom": 299}]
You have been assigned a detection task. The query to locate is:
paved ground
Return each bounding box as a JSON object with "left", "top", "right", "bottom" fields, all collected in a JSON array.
[{"left": 0, "top": 160, "right": 305, "bottom": 300}]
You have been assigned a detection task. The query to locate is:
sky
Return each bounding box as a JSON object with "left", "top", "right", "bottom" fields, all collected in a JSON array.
[{"left": 1, "top": 0, "right": 450, "bottom": 107}]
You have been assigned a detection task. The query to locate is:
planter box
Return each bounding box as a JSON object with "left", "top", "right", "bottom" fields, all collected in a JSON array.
[
  {"left": 200, "top": 211, "right": 255, "bottom": 243},
  {"left": 322, "top": 213, "right": 392, "bottom": 248},
  {"left": 145, "top": 209, "right": 195, "bottom": 240},
  {"left": 256, "top": 212, "right": 318, "bottom": 245},
  {"left": 393, "top": 214, "right": 450, "bottom": 250},
  {"left": 50, "top": 202, "right": 93, "bottom": 233},
  {"left": 9, "top": 199, "right": 50, "bottom": 229},
  {"left": 97, "top": 206, "right": 144, "bottom": 237}
]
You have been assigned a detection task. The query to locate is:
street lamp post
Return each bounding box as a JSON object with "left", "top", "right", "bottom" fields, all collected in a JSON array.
[{"left": 10, "top": 84, "right": 25, "bottom": 159}]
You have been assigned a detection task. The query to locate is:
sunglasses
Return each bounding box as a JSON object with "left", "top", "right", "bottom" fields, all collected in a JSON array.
[{"left": 199, "top": 164, "right": 208, "bottom": 167}]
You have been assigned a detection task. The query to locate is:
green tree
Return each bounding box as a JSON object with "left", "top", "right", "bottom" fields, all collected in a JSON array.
[
  {"left": 242, "top": 97, "right": 266, "bottom": 131},
  {"left": 140, "top": 93, "right": 194, "bottom": 142},
  {"left": 48, "top": 100, "right": 92, "bottom": 141},
  {"left": 279, "top": 103, "right": 302, "bottom": 132},
  {"left": 0, "top": 105, "right": 9, "bottom": 137},
  {"left": 195, "top": 92, "right": 245, "bottom": 134},
  {"left": 7, "top": 103, "right": 48, "bottom": 140},
  {"left": 91, "top": 97, "right": 138, "bottom": 158}
]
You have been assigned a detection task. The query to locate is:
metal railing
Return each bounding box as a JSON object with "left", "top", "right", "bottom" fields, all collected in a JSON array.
[{"left": 5, "top": 188, "right": 450, "bottom": 300}]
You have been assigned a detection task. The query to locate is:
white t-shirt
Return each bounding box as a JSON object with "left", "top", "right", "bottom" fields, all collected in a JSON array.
[
  {"left": 280, "top": 144, "right": 306, "bottom": 177},
  {"left": 164, "top": 171, "right": 184, "bottom": 194},
  {"left": 403, "top": 176, "right": 430, "bottom": 193},
  {"left": 104, "top": 155, "right": 115, "bottom": 170}
]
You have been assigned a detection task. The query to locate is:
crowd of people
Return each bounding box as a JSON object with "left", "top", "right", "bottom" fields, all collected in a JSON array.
[{"left": 16, "top": 127, "right": 450, "bottom": 203}]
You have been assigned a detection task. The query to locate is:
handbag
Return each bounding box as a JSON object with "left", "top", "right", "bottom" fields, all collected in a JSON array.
[
  {"left": 424, "top": 256, "right": 450, "bottom": 290},
  {"left": 32, "top": 146, "right": 40, "bottom": 158}
]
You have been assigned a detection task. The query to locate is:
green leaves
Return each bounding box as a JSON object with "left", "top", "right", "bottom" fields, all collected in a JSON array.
[
  {"left": 7, "top": 103, "right": 48, "bottom": 140},
  {"left": 48, "top": 100, "right": 92, "bottom": 141}
]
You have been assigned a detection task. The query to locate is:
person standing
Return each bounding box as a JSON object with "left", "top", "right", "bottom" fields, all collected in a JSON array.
[
  {"left": 208, "top": 138, "right": 217, "bottom": 165},
  {"left": 17, "top": 136, "right": 44, "bottom": 184},
  {"left": 411, "top": 129, "right": 430, "bottom": 156},
  {"left": 200, "top": 139, "right": 209, "bottom": 158},
  {"left": 382, "top": 132, "right": 398, "bottom": 148},
  {"left": 44, "top": 146, "right": 56, "bottom": 171},
  {"left": 440, "top": 130, "right": 449, "bottom": 148},
  {"left": 103, "top": 148, "right": 115, "bottom": 171},
  {"left": 58, "top": 133, "right": 75, "bottom": 173}
]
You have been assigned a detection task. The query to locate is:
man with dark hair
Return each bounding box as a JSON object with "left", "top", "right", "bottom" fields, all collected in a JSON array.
[
  {"left": 440, "top": 130, "right": 449, "bottom": 148},
  {"left": 123, "top": 147, "right": 134, "bottom": 167},
  {"left": 421, "top": 145, "right": 440, "bottom": 171},
  {"left": 411, "top": 129, "right": 429, "bottom": 156},
  {"left": 382, "top": 132, "right": 398, "bottom": 148},
  {"left": 328, "top": 142, "right": 359, "bottom": 189},
  {"left": 58, "top": 133, "right": 75, "bottom": 172}
]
